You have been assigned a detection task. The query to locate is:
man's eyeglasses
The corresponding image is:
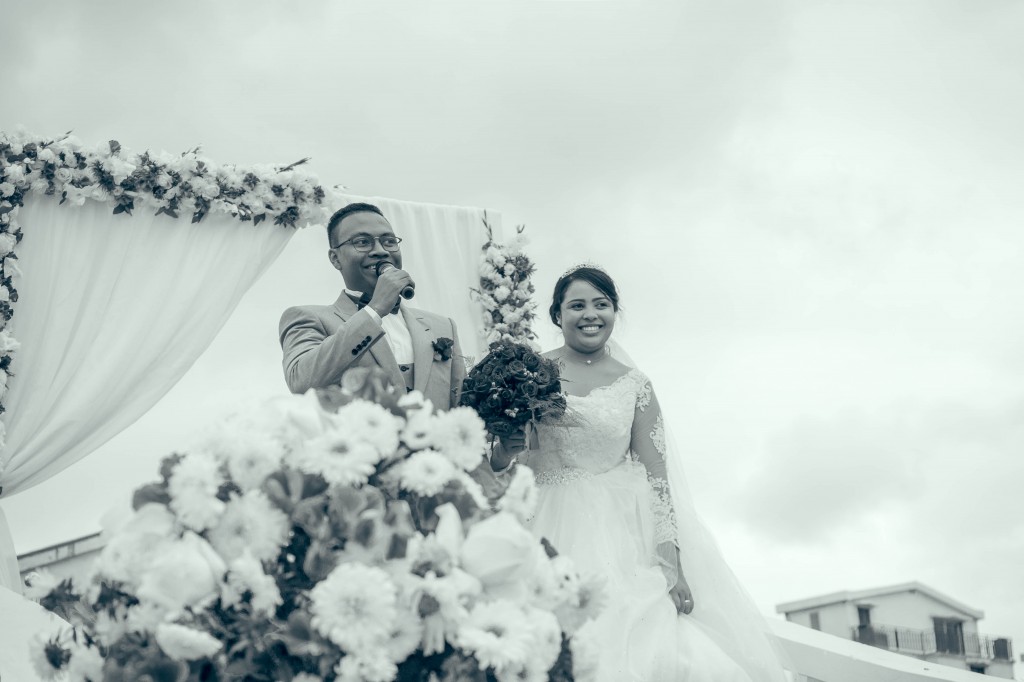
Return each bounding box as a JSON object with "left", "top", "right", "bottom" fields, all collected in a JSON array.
[{"left": 332, "top": 235, "right": 403, "bottom": 252}]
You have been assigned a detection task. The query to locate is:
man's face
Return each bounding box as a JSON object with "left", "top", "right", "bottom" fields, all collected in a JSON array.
[{"left": 328, "top": 211, "right": 403, "bottom": 293}]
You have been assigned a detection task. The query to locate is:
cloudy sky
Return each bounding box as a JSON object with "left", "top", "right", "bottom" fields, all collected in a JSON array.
[{"left": 4, "top": 0, "right": 1024, "bottom": 662}]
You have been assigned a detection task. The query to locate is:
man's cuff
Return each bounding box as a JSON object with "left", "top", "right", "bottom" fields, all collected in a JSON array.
[{"left": 362, "top": 306, "right": 383, "bottom": 325}]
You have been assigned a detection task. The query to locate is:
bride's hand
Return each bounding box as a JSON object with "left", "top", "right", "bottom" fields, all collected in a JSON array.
[{"left": 669, "top": 573, "right": 694, "bottom": 615}]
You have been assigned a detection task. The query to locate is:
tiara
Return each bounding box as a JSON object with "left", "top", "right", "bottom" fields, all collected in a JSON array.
[{"left": 561, "top": 261, "right": 607, "bottom": 278}]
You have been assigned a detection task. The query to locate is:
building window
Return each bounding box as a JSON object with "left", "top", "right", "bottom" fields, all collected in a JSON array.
[
  {"left": 809, "top": 611, "right": 821, "bottom": 631},
  {"left": 857, "top": 606, "right": 871, "bottom": 627},
  {"left": 933, "top": 618, "right": 965, "bottom": 655}
]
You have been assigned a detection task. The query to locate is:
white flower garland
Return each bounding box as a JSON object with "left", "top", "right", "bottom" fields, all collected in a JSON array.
[
  {"left": 471, "top": 213, "right": 539, "bottom": 348},
  {"left": 0, "top": 128, "right": 333, "bottom": 442}
]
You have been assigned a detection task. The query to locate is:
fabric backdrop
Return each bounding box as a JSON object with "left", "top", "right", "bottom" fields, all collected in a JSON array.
[
  {"left": 0, "top": 194, "right": 499, "bottom": 591},
  {"left": 335, "top": 193, "right": 501, "bottom": 364},
  {"left": 0, "top": 196, "right": 295, "bottom": 589}
]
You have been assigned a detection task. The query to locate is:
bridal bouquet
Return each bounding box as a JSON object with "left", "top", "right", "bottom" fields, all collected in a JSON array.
[
  {"left": 459, "top": 340, "right": 567, "bottom": 440},
  {"left": 28, "top": 370, "right": 602, "bottom": 682}
]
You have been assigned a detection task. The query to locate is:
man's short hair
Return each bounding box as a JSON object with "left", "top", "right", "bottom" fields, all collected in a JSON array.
[{"left": 327, "top": 202, "right": 386, "bottom": 246}]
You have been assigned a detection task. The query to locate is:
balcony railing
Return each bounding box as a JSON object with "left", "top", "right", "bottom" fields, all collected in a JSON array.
[{"left": 852, "top": 624, "right": 1014, "bottom": 662}]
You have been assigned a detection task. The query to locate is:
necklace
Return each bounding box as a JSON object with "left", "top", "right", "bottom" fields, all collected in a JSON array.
[{"left": 563, "top": 346, "right": 607, "bottom": 366}]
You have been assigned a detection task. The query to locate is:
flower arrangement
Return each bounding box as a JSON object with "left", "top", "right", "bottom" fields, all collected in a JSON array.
[
  {"left": 471, "top": 214, "right": 538, "bottom": 348},
  {"left": 0, "top": 128, "right": 331, "bottom": 440},
  {"left": 28, "top": 368, "right": 601, "bottom": 682},
  {"left": 459, "top": 340, "right": 567, "bottom": 440}
]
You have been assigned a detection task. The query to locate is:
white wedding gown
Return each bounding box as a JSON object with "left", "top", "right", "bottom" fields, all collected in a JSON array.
[{"left": 522, "top": 369, "right": 785, "bottom": 682}]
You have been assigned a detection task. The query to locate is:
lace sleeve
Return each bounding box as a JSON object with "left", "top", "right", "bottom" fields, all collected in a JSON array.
[{"left": 630, "top": 376, "right": 680, "bottom": 584}]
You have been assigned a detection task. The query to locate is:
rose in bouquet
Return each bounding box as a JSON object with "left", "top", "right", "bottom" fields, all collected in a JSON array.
[
  {"left": 29, "top": 368, "right": 601, "bottom": 682},
  {"left": 459, "top": 340, "right": 566, "bottom": 442}
]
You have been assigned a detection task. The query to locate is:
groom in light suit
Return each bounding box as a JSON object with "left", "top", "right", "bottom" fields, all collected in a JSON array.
[
  {"left": 280, "top": 202, "right": 466, "bottom": 408},
  {"left": 279, "top": 203, "right": 504, "bottom": 498}
]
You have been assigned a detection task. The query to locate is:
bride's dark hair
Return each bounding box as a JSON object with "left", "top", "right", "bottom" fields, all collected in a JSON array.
[{"left": 549, "top": 265, "right": 620, "bottom": 325}]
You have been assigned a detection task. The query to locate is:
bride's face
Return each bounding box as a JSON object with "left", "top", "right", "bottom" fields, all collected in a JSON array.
[{"left": 559, "top": 279, "right": 616, "bottom": 354}]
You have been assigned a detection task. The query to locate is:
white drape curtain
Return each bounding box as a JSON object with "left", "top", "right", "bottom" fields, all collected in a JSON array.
[
  {"left": 335, "top": 193, "right": 501, "bottom": 364},
  {"left": 0, "top": 197, "right": 295, "bottom": 589}
]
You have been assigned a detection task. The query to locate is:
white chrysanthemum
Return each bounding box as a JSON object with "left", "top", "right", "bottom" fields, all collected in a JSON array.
[
  {"left": 23, "top": 569, "right": 60, "bottom": 601},
  {"left": 291, "top": 675, "right": 324, "bottom": 682},
  {"left": 478, "top": 261, "right": 500, "bottom": 280},
  {"left": 497, "top": 465, "right": 539, "bottom": 523},
  {"left": 570, "top": 630, "right": 601, "bottom": 682},
  {"left": 335, "top": 650, "right": 397, "bottom": 682},
  {"left": 485, "top": 245, "right": 507, "bottom": 265},
  {"left": 554, "top": 571, "right": 606, "bottom": 635},
  {"left": 296, "top": 430, "right": 381, "bottom": 487},
  {"left": 155, "top": 623, "right": 223, "bottom": 661},
  {"left": 400, "top": 407, "right": 434, "bottom": 450},
  {"left": 332, "top": 399, "right": 403, "bottom": 456},
  {"left": 430, "top": 407, "right": 487, "bottom": 471},
  {"left": 207, "top": 490, "right": 289, "bottom": 562},
  {"left": 396, "top": 450, "right": 457, "bottom": 496},
  {"left": 455, "top": 599, "right": 534, "bottom": 673},
  {"left": 168, "top": 453, "right": 226, "bottom": 531},
  {"left": 492, "top": 285, "right": 512, "bottom": 303},
  {"left": 92, "top": 606, "right": 128, "bottom": 646},
  {"left": 201, "top": 425, "right": 285, "bottom": 491},
  {"left": 0, "top": 234, "right": 17, "bottom": 259},
  {"left": 385, "top": 609, "right": 423, "bottom": 663},
  {"left": 522, "top": 606, "right": 563, "bottom": 673},
  {"left": 310, "top": 563, "right": 398, "bottom": 652},
  {"left": 0, "top": 181, "right": 16, "bottom": 198},
  {"left": 222, "top": 552, "right": 282, "bottom": 616},
  {"left": 28, "top": 633, "right": 66, "bottom": 681},
  {"left": 66, "top": 640, "right": 104, "bottom": 682}
]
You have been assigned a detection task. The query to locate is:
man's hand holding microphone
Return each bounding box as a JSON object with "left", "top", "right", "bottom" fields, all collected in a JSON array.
[{"left": 368, "top": 261, "right": 415, "bottom": 317}]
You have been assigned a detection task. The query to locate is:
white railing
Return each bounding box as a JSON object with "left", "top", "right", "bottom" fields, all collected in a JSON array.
[{"left": 771, "top": 620, "right": 998, "bottom": 682}]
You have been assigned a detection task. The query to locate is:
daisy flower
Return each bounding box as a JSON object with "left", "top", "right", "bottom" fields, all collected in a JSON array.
[
  {"left": 207, "top": 490, "right": 289, "bottom": 562},
  {"left": 430, "top": 407, "right": 487, "bottom": 471},
  {"left": 310, "top": 563, "right": 398, "bottom": 652},
  {"left": 168, "top": 453, "right": 226, "bottom": 531},
  {"left": 496, "top": 465, "right": 539, "bottom": 523},
  {"left": 396, "top": 450, "right": 457, "bottom": 496},
  {"left": 454, "top": 599, "right": 534, "bottom": 674},
  {"left": 296, "top": 430, "right": 381, "bottom": 487},
  {"left": 332, "top": 399, "right": 402, "bottom": 456}
]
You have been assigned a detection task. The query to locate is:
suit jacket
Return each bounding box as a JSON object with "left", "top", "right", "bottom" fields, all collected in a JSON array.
[
  {"left": 279, "top": 292, "right": 506, "bottom": 501},
  {"left": 279, "top": 292, "right": 467, "bottom": 410}
]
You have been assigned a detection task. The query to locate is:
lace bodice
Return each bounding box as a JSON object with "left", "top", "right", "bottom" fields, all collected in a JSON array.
[
  {"left": 527, "top": 370, "right": 641, "bottom": 476},
  {"left": 521, "top": 368, "right": 678, "bottom": 547}
]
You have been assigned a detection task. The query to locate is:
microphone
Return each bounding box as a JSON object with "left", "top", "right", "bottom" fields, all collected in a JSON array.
[{"left": 375, "top": 261, "right": 415, "bottom": 300}]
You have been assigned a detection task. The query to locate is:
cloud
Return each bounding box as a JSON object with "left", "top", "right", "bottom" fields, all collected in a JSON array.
[{"left": 742, "top": 397, "right": 1024, "bottom": 547}]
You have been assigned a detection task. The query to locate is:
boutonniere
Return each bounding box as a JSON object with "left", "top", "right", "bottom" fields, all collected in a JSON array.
[{"left": 432, "top": 337, "right": 454, "bottom": 362}]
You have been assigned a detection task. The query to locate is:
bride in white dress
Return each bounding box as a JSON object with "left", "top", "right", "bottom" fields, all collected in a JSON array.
[{"left": 492, "top": 266, "right": 789, "bottom": 682}]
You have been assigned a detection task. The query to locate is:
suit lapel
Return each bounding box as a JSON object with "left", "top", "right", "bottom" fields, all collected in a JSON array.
[
  {"left": 404, "top": 307, "right": 434, "bottom": 394},
  {"left": 334, "top": 292, "right": 405, "bottom": 391}
]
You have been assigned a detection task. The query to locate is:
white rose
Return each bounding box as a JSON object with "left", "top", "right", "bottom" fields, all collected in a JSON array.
[
  {"left": 155, "top": 623, "right": 223, "bottom": 661},
  {"left": 0, "top": 233, "right": 15, "bottom": 257},
  {"left": 136, "top": 532, "right": 226, "bottom": 612},
  {"left": 492, "top": 285, "right": 511, "bottom": 303},
  {"left": 55, "top": 167, "right": 73, "bottom": 184},
  {"left": 9, "top": 144, "right": 23, "bottom": 155},
  {"left": 37, "top": 148, "right": 56, "bottom": 163},
  {"left": 4, "top": 164, "right": 25, "bottom": 182},
  {"left": 460, "top": 512, "right": 545, "bottom": 598},
  {"left": 0, "top": 182, "right": 15, "bottom": 198}
]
